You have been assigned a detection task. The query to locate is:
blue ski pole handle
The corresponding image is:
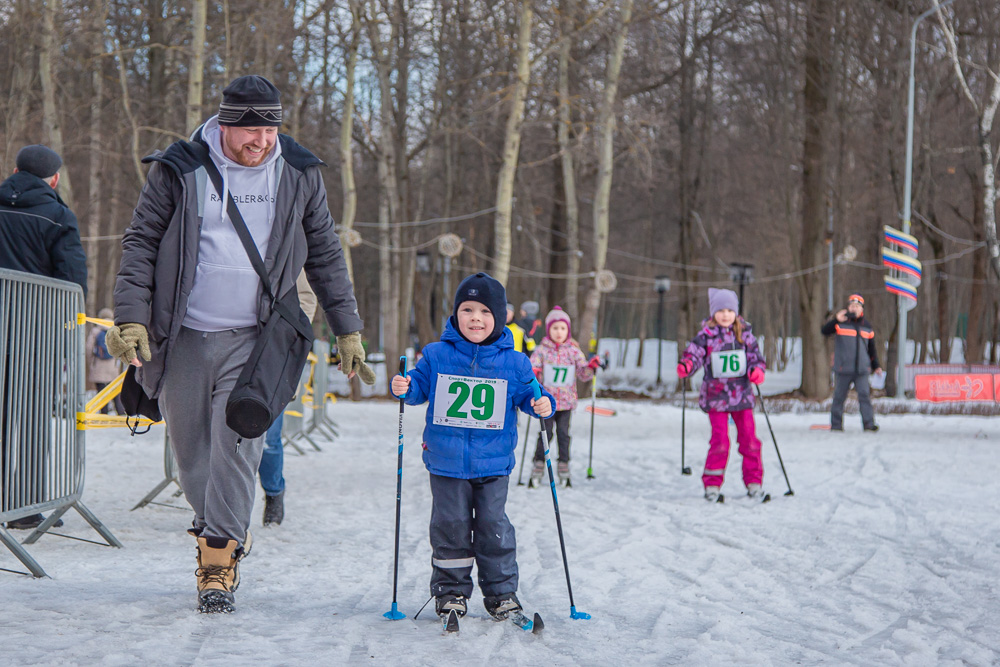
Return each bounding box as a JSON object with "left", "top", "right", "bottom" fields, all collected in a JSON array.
[{"left": 530, "top": 378, "right": 543, "bottom": 401}]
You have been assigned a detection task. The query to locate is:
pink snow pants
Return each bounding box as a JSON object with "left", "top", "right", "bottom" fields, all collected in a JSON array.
[{"left": 702, "top": 409, "right": 763, "bottom": 489}]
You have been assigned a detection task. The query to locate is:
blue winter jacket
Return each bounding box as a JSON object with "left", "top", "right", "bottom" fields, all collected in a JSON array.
[{"left": 397, "top": 320, "right": 554, "bottom": 479}]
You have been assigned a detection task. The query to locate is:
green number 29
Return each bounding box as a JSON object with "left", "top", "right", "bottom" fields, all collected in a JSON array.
[{"left": 447, "top": 381, "right": 495, "bottom": 420}]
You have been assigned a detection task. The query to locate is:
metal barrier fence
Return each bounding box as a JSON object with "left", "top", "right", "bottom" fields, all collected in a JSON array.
[{"left": 0, "top": 269, "right": 121, "bottom": 577}]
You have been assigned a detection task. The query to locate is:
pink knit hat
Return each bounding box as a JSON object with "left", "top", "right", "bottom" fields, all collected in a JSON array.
[{"left": 545, "top": 306, "right": 572, "bottom": 337}]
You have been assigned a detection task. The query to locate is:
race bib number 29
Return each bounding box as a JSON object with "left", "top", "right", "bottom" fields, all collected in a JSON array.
[
  {"left": 710, "top": 349, "right": 747, "bottom": 379},
  {"left": 433, "top": 374, "right": 508, "bottom": 430}
]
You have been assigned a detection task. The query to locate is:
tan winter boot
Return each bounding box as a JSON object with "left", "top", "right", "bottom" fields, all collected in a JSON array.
[{"left": 195, "top": 532, "right": 252, "bottom": 613}]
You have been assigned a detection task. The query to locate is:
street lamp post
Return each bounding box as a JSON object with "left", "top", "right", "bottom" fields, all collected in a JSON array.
[
  {"left": 728, "top": 263, "right": 755, "bottom": 313},
  {"left": 655, "top": 276, "right": 670, "bottom": 385},
  {"left": 898, "top": 0, "right": 955, "bottom": 398}
]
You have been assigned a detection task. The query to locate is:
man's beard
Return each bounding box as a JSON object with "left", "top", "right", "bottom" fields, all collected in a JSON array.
[{"left": 223, "top": 136, "right": 273, "bottom": 167}]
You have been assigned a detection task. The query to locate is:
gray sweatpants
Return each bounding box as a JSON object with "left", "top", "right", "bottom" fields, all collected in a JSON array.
[
  {"left": 429, "top": 473, "right": 518, "bottom": 599},
  {"left": 831, "top": 372, "right": 875, "bottom": 430},
  {"left": 159, "top": 326, "right": 263, "bottom": 546}
]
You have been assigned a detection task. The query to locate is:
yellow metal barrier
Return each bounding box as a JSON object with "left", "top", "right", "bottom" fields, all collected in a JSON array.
[{"left": 76, "top": 314, "right": 163, "bottom": 430}]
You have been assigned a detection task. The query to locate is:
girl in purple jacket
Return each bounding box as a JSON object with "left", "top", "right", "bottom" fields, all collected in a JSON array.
[{"left": 677, "top": 289, "right": 766, "bottom": 501}]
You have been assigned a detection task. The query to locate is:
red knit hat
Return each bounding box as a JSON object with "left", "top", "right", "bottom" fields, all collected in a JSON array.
[{"left": 545, "top": 306, "right": 572, "bottom": 337}]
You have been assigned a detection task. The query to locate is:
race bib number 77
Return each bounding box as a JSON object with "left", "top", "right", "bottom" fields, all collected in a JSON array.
[
  {"left": 433, "top": 374, "right": 508, "bottom": 430},
  {"left": 543, "top": 364, "right": 575, "bottom": 388}
]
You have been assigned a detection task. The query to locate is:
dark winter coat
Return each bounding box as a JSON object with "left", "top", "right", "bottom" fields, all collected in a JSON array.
[
  {"left": 397, "top": 320, "right": 555, "bottom": 479},
  {"left": 0, "top": 170, "right": 87, "bottom": 294},
  {"left": 821, "top": 315, "right": 880, "bottom": 375},
  {"left": 113, "top": 125, "right": 363, "bottom": 399},
  {"left": 680, "top": 317, "right": 766, "bottom": 413}
]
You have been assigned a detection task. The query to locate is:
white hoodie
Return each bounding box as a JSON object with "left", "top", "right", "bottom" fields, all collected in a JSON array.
[{"left": 183, "top": 115, "right": 283, "bottom": 332}]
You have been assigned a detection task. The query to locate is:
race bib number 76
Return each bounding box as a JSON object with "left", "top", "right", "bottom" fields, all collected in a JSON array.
[
  {"left": 433, "top": 374, "right": 508, "bottom": 430},
  {"left": 710, "top": 349, "right": 747, "bottom": 379}
]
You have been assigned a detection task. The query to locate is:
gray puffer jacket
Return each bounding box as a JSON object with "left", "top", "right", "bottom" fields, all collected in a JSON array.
[{"left": 114, "top": 126, "right": 363, "bottom": 398}]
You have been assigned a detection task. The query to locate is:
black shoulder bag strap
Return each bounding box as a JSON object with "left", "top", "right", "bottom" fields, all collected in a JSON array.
[{"left": 194, "top": 143, "right": 312, "bottom": 340}]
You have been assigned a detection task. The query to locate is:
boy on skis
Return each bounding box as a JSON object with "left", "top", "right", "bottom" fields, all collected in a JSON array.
[
  {"left": 390, "top": 273, "right": 554, "bottom": 628},
  {"left": 528, "top": 306, "right": 601, "bottom": 488},
  {"left": 677, "top": 288, "right": 767, "bottom": 502}
]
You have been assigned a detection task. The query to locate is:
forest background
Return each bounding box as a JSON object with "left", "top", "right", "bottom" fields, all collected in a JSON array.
[{"left": 2, "top": 0, "right": 999, "bottom": 398}]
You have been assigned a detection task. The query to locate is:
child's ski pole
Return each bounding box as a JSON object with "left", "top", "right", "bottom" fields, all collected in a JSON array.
[
  {"left": 680, "top": 383, "right": 692, "bottom": 475},
  {"left": 586, "top": 352, "right": 609, "bottom": 480},
  {"left": 754, "top": 384, "right": 793, "bottom": 496},
  {"left": 586, "top": 375, "right": 597, "bottom": 479},
  {"left": 384, "top": 356, "right": 407, "bottom": 620},
  {"left": 516, "top": 417, "right": 532, "bottom": 486},
  {"left": 531, "top": 379, "right": 591, "bottom": 620}
]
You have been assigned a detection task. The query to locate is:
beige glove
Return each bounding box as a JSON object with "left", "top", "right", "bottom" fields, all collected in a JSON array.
[
  {"left": 105, "top": 323, "right": 151, "bottom": 366},
  {"left": 336, "top": 332, "right": 376, "bottom": 385}
]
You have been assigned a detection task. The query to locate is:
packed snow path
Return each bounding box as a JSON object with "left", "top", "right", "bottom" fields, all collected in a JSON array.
[{"left": 2, "top": 400, "right": 998, "bottom": 665}]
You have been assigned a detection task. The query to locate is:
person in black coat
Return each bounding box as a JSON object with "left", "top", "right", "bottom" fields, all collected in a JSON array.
[
  {"left": 0, "top": 145, "right": 87, "bottom": 293},
  {"left": 821, "top": 293, "right": 883, "bottom": 432},
  {"left": 0, "top": 145, "right": 84, "bottom": 530}
]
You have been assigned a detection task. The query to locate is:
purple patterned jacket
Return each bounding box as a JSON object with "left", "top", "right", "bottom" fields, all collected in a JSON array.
[{"left": 680, "top": 318, "right": 765, "bottom": 413}]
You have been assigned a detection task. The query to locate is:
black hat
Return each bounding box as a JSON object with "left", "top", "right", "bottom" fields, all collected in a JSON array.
[
  {"left": 15, "top": 144, "right": 62, "bottom": 179},
  {"left": 452, "top": 272, "right": 507, "bottom": 344},
  {"left": 218, "top": 75, "right": 282, "bottom": 127}
]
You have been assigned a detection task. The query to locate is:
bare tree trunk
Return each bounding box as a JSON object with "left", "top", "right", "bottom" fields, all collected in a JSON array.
[
  {"left": 558, "top": 0, "right": 580, "bottom": 316},
  {"left": 967, "top": 174, "right": 987, "bottom": 363},
  {"left": 115, "top": 40, "right": 145, "bottom": 185},
  {"left": 3, "top": 1, "right": 34, "bottom": 174},
  {"left": 40, "top": 0, "right": 74, "bottom": 209},
  {"left": 364, "top": 0, "right": 405, "bottom": 386},
  {"left": 86, "top": 2, "right": 107, "bottom": 314},
  {"left": 340, "top": 0, "right": 362, "bottom": 282},
  {"left": 492, "top": 0, "right": 533, "bottom": 286},
  {"left": 935, "top": 1, "right": 1000, "bottom": 281},
  {"left": 186, "top": 0, "right": 207, "bottom": 134},
  {"left": 796, "top": 0, "right": 833, "bottom": 399},
  {"left": 578, "top": 0, "right": 633, "bottom": 344}
]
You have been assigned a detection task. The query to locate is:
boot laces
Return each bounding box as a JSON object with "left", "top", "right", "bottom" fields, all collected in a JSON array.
[{"left": 197, "top": 564, "right": 233, "bottom": 591}]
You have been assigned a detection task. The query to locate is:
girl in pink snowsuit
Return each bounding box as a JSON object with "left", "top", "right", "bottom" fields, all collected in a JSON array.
[
  {"left": 528, "top": 307, "right": 601, "bottom": 486},
  {"left": 677, "top": 289, "right": 767, "bottom": 501}
]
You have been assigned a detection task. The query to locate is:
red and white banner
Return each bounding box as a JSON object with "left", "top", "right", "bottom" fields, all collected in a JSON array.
[{"left": 914, "top": 374, "right": 996, "bottom": 403}]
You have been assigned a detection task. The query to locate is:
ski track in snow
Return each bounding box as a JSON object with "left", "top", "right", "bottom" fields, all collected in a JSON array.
[{"left": 2, "top": 400, "right": 999, "bottom": 666}]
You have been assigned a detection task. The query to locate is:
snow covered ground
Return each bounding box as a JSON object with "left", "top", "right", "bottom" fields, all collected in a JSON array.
[{"left": 3, "top": 398, "right": 999, "bottom": 666}]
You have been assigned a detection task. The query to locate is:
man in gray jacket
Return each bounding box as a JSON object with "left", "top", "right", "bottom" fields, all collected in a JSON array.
[
  {"left": 106, "top": 75, "right": 374, "bottom": 613},
  {"left": 821, "top": 293, "right": 883, "bottom": 432}
]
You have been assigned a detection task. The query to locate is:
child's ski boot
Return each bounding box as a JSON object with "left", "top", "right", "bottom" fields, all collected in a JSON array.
[
  {"left": 528, "top": 460, "right": 545, "bottom": 488},
  {"left": 435, "top": 594, "right": 467, "bottom": 633},
  {"left": 557, "top": 461, "right": 571, "bottom": 488}
]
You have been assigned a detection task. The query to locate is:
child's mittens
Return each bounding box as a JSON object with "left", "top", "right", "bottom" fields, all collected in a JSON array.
[
  {"left": 533, "top": 367, "right": 544, "bottom": 382},
  {"left": 587, "top": 355, "right": 602, "bottom": 370},
  {"left": 676, "top": 360, "right": 692, "bottom": 378},
  {"left": 748, "top": 367, "right": 765, "bottom": 384}
]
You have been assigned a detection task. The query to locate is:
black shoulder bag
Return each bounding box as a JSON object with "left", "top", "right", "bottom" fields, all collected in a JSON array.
[{"left": 197, "top": 146, "right": 314, "bottom": 439}]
